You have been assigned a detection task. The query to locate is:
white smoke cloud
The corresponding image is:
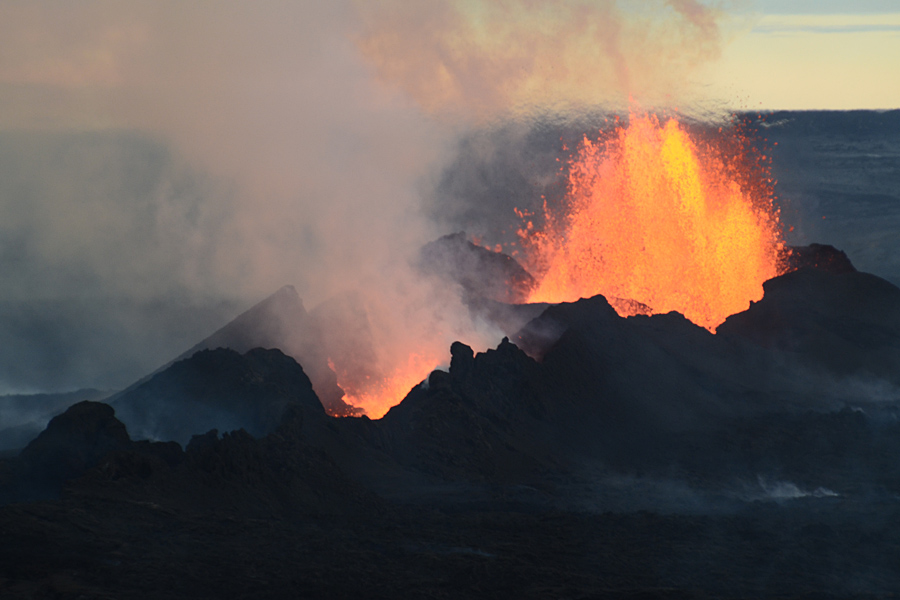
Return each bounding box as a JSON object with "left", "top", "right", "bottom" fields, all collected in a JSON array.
[
  {"left": 0, "top": 0, "right": 728, "bottom": 402},
  {"left": 0, "top": 1, "right": 462, "bottom": 394},
  {"left": 354, "top": 0, "right": 725, "bottom": 121},
  {"left": 0, "top": 0, "right": 453, "bottom": 300}
]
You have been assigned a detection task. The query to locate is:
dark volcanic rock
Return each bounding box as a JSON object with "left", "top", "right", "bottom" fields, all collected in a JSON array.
[
  {"left": 787, "top": 243, "right": 857, "bottom": 274},
  {"left": 502, "top": 291, "right": 885, "bottom": 480},
  {"left": 34, "top": 246, "right": 899, "bottom": 502},
  {"left": 98, "top": 415, "right": 373, "bottom": 518},
  {"left": 718, "top": 268, "right": 900, "bottom": 381},
  {"left": 112, "top": 347, "right": 325, "bottom": 445},
  {"left": 0, "top": 401, "right": 132, "bottom": 502},
  {"left": 2, "top": 390, "right": 370, "bottom": 512},
  {"left": 19, "top": 401, "right": 130, "bottom": 480},
  {"left": 376, "top": 338, "right": 556, "bottom": 482},
  {"left": 0, "top": 389, "right": 112, "bottom": 453},
  {"left": 174, "top": 285, "right": 354, "bottom": 416},
  {"left": 7, "top": 260, "right": 900, "bottom": 597},
  {"left": 419, "top": 231, "right": 536, "bottom": 303}
]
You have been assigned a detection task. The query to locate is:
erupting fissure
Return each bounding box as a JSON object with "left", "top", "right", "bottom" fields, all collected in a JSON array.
[
  {"left": 516, "top": 112, "right": 788, "bottom": 331},
  {"left": 330, "top": 352, "right": 442, "bottom": 419},
  {"left": 330, "top": 112, "right": 788, "bottom": 418}
]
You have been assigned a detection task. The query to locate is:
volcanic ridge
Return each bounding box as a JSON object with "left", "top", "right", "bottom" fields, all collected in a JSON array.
[{"left": 3, "top": 241, "right": 900, "bottom": 598}]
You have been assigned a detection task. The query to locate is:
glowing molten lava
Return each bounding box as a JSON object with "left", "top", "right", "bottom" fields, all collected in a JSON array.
[
  {"left": 330, "top": 352, "right": 440, "bottom": 419},
  {"left": 519, "top": 113, "right": 787, "bottom": 330}
]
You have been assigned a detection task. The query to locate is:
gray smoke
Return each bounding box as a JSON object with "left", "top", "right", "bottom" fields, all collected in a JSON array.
[{"left": 0, "top": 1, "right": 733, "bottom": 396}]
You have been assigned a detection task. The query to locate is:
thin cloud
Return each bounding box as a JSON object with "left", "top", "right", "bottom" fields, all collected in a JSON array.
[{"left": 751, "top": 13, "right": 900, "bottom": 34}]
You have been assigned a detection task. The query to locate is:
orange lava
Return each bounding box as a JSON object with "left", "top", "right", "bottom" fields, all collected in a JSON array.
[
  {"left": 519, "top": 113, "right": 787, "bottom": 331},
  {"left": 332, "top": 352, "right": 440, "bottom": 419}
]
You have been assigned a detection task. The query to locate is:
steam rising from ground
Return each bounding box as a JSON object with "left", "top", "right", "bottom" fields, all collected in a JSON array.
[{"left": 0, "top": 1, "right": 729, "bottom": 396}]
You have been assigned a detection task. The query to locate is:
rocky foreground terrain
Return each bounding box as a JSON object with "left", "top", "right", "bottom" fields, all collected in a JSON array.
[{"left": 3, "top": 244, "right": 900, "bottom": 598}]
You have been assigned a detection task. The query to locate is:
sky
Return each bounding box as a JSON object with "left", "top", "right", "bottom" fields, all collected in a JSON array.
[
  {"left": 0, "top": 0, "right": 897, "bottom": 394},
  {"left": 697, "top": 0, "right": 900, "bottom": 110}
]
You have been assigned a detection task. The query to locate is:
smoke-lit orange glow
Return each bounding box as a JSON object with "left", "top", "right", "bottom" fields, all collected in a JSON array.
[
  {"left": 519, "top": 113, "right": 787, "bottom": 331},
  {"left": 330, "top": 352, "right": 440, "bottom": 419}
]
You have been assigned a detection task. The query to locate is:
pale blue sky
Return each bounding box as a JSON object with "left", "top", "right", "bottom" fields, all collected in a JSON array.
[{"left": 752, "top": 0, "right": 898, "bottom": 14}]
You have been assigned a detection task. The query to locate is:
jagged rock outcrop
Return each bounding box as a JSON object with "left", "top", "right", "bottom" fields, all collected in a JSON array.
[
  {"left": 18, "top": 401, "right": 130, "bottom": 479},
  {"left": 0, "top": 401, "right": 134, "bottom": 502},
  {"left": 173, "top": 285, "right": 355, "bottom": 416},
  {"left": 112, "top": 347, "right": 324, "bottom": 445},
  {"left": 374, "top": 338, "right": 555, "bottom": 482},
  {"left": 1, "top": 394, "right": 370, "bottom": 514},
  {"left": 91, "top": 416, "right": 372, "bottom": 517}
]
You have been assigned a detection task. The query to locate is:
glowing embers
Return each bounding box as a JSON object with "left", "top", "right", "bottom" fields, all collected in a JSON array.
[
  {"left": 519, "top": 113, "right": 787, "bottom": 331},
  {"left": 330, "top": 351, "right": 440, "bottom": 419}
]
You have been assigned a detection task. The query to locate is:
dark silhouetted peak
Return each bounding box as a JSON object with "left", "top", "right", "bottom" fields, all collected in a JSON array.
[
  {"left": 721, "top": 268, "right": 900, "bottom": 337},
  {"left": 719, "top": 268, "right": 900, "bottom": 381},
  {"left": 449, "top": 341, "right": 475, "bottom": 381},
  {"left": 419, "top": 232, "right": 536, "bottom": 304},
  {"left": 18, "top": 401, "right": 131, "bottom": 484},
  {"left": 172, "top": 285, "right": 353, "bottom": 417},
  {"left": 112, "top": 347, "right": 326, "bottom": 445},
  {"left": 514, "top": 294, "right": 621, "bottom": 359},
  {"left": 186, "top": 429, "right": 220, "bottom": 454},
  {"left": 497, "top": 336, "right": 520, "bottom": 355},
  {"left": 474, "top": 337, "right": 536, "bottom": 382},
  {"left": 0, "top": 388, "right": 113, "bottom": 453},
  {"left": 787, "top": 244, "right": 856, "bottom": 274},
  {"left": 378, "top": 336, "right": 547, "bottom": 480}
]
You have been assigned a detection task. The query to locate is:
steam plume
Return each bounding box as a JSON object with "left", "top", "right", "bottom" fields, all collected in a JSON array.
[
  {"left": 0, "top": 0, "right": 726, "bottom": 401},
  {"left": 0, "top": 0, "right": 462, "bottom": 393},
  {"left": 354, "top": 0, "right": 724, "bottom": 120}
]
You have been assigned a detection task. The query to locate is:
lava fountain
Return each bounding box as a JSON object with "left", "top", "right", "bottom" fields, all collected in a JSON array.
[
  {"left": 331, "top": 112, "right": 788, "bottom": 417},
  {"left": 517, "top": 113, "right": 788, "bottom": 331}
]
